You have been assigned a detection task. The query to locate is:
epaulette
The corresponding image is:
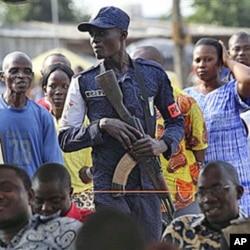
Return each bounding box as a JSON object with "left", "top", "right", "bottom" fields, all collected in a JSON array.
[
  {"left": 133, "top": 58, "right": 163, "bottom": 71},
  {"left": 72, "top": 64, "right": 99, "bottom": 79}
]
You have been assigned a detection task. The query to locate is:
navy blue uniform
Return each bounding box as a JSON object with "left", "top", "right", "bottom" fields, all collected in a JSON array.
[{"left": 59, "top": 58, "right": 184, "bottom": 240}]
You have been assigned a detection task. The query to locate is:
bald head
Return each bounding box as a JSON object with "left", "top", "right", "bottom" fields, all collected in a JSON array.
[
  {"left": 42, "top": 53, "right": 71, "bottom": 73},
  {"left": 228, "top": 32, "right": 250, "bottom": 48},
  {"left": 201, "top": 161, "right": 239, "bottom": 184},
  {"left": 2, "top": 51, "right": 32, "bottom": 71},
  {"left": 130, "top": 46, "right": 164, "bottom": 66}
]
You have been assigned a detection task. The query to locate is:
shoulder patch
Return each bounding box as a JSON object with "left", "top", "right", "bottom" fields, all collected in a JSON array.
[{"left": 168, "top": 102, "right": 181, "bottom": 118}]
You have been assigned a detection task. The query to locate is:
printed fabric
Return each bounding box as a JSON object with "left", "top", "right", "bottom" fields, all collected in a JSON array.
[
  {"left": 156, "top": 86, "right": 207, "bottom": 210},
  {"left": 0, "top": 214, "right": 82, "bottom": 249},
  {"left": 162, "top": 210, "right": 246, "bottom": 250}
]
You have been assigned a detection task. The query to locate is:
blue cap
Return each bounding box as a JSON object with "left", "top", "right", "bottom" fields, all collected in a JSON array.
[{"left": 77, "top": 6, "right": 130, "bottom": 32}]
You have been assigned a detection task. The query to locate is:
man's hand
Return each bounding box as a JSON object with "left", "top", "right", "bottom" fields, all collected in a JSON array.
[
  {"left": 131, "top": 135, "right": 168, "bottom": 158},
  {"left": 79, "top": 166, "right": 93, "bottom": 184},
  {"left": 219, "top": 40, "right": 231, "bottom": 68},
  {"left": 99, "top": 118, "right": 143, "bottom": 150}
]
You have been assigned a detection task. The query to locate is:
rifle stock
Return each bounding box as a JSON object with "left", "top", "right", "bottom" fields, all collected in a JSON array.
[
  {"left": 95, "top": 70, "right": 134, "bottom": 126},
  {"left": 95, "top": 69, "right": 175, "bottom": 219}
]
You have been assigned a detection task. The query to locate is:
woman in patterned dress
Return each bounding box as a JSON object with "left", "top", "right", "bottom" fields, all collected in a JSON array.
[{"left": 184, "top": 38, "right": 250, "bottom": 215}]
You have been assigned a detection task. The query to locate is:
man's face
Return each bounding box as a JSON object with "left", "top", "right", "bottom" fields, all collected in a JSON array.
[
  {"left": 196, "top": 166, "right": 240, "bottom": 227},
  {"left": 1, "top": 54, "right": 33, "bottom": 94},
  {"left": 89, "top": 27, "right": 123, "bottom": 59},
  {"left": 229, "top": 37, "right": 250, "bottom": 66},
  {"left": 0, "top": 169, "right": 32, "bottom": 230},
  {"left": 31, "top": 180, "right": 71, "bottom": 217}
]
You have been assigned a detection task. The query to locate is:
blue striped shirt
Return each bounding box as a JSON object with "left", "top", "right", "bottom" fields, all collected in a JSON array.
[{"left": 184, "top": 80, "right": 250, "bottom": 215}]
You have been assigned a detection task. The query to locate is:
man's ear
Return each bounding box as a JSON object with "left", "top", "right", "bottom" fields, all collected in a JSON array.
[
  {"left": 70, "top": 187, "right": 73, "bottom": 196},
  {"left": 236, "top": 185, "right": 244, "bottom": 200},
  {"left": 28, "top": 188, "right": 35, "bottom": 205},
  {"left": 0, "top": 71, "right": 4, "bottom": 81},
  {"left": 42, "top": 85, "right": 47, "bottom": 93},
  {"left": 120, "top": 30, "right": 128, "bottom": 40}
]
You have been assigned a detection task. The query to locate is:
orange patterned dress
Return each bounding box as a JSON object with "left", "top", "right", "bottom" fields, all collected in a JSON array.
[{"left": 156, "top": 85, "right": 207, "bottom": 210}]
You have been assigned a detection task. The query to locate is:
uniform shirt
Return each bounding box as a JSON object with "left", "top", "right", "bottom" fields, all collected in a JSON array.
[
  {"left": 156, "top": 86, "right": 207, "bottom": 210},
  {"left": 162, "top": 211, "right": 246, "bottom": 250},
  {"left": 0, "top": 96, "right": 63, "bottom": 177},
  {"left": 184, "top": 81, "right": 250, "bottom": 215},
  {"left": 0, "top": 214, "right": 82, "bottom": 250},
  {"left": 59, "top": 58, "right": 184, "bottom": 196},
  {"left": 59, "top": 58, "right": 184, "bottom": 241}
]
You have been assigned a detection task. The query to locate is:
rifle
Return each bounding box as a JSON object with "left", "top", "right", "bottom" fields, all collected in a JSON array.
[{"left": 95, "top": 69, "right": 175, "bottom": 221}]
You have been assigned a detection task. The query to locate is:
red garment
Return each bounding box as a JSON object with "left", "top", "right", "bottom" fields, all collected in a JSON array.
[
  {"left": 66, "top": 202, "right": 93, "bottom": 223},
  {"left": 36, "top": 97, "right": 51, "bottom": 111}
]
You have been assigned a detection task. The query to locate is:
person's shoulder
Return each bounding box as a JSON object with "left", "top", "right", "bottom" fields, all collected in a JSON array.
[
  {"left": 28, "top": 98, "right": 49, "bottom": 112},
  {"left": 25, "top": 214, "right": 82, "bottom": 249},
  {"left": 67, "top": 202, "right": 93, "bottom": 223},
  {"left": 53, "top": 215, "right": 83, "bottom": 227},
  {"left": 221, "top": 216, "right": 250, "bottom": 249},
  {"left": 34, "top": 213, "right": 83, "bottom": 229},
  {"left": 174, "top": 213, "right": 203, "bottom": 223},
  {"left": 27, "top": 99, "right": 54, "bottom": 123},
  {"left": 162, "top": 214, "right": 204, "bottom": 240},
  {"left": 133, "top": 58, "right": 164, "bottom": 71},
  {"left": 183, "top": 86, "right": 194, "bottom": 92},
  {"left": 36, "top": 97, "right": 51, "bottom": 111},
  {"left": 222, "top": 217, "right": 250, "bottom": 238},
  {"left": 173, "top": 86, "right": 187, "bottom": 96},
  {"left": 175, "top": 87, "right": 198, "bottom": 112},
  {"left": 183, "top": 86, "right": 200, "bottom": 97},
  {"left": 167, "top": 213, "right": 204, "bottom": 229},
  {"left": 232, "top": 217, "right": 250, "bottom": 224},
  {"left": 166, "top": 71, "right": 182, "bottom": 89},
  {"left": 72, "top": 64, "right": 99, "bottom": 79},
  {"left": 175, "top": 88, "right": 197, "bottom": 103}
]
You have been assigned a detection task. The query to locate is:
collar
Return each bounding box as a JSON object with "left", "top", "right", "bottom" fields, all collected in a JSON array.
[{"left": 196, "top": 208, "right": 247, "bottom": 231}]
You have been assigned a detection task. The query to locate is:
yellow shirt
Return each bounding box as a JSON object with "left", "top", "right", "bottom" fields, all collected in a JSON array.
[{"left": 54, "top": 117, "right": 93, "bottom": 193}]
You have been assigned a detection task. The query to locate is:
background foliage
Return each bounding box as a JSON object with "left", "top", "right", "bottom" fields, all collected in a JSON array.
[
  {"left": 187, "top": 0, "right": 250, "bottom": 27},
  {"left": 1, "top": 0, "right": 250, "bottom": 28},
  {"left": 0, "top": 0, "right": 89, "bottom": 24}
]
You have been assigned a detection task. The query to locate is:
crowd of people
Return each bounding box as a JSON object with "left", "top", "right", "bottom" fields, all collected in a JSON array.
[{"left": 0, "top": 5, "right": 250, "bottom": 250}]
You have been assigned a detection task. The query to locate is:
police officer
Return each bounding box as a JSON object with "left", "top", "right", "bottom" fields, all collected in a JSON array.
[{"left": 59, "top": 6, "right": 184, "bottom": 241}]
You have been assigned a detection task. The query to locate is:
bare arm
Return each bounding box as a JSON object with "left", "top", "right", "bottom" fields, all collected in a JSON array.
[
  {"left": 193, "top": 149, "right": 206, "bottom": 164},
  {"left": 220, "top": 40, "right": 250, "bottom": 99}
]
